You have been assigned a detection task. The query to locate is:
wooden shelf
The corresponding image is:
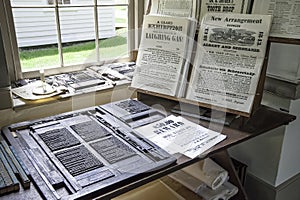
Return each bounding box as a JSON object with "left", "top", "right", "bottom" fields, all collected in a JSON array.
[
  {"left": 269, "top": 36, "right": 300, "bottom": 45},
  {"left": 132, "top": 87, "right": 251, "bottom": 117}
]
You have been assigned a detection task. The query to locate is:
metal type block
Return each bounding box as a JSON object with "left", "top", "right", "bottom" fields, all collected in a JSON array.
[
  {"left": 115, "top": 99, "right": 150, "bottom": 114},
  {"left": 55, "top": 145, "right": 103, "bottom": 177},
  {"left": 90, "top": 136, "right": 136, "bottom": 164},
  {"left": 38, "top": 128, "right": 80, "bottom": 151},
  {"left": 70, "top": 120, "right": 111, "bottom": 142},
  {"left": 100, "top": 99, "right": 166, "bottom": 128}
]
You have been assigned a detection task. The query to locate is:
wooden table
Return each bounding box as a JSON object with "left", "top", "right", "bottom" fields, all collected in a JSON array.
[{"left": 1, "top": 95, "right": 295, "bottom": 200}]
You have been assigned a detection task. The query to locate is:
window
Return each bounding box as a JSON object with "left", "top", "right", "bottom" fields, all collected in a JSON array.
[{"left": 3, "top": 0, "right": 144, "bottom": 80}]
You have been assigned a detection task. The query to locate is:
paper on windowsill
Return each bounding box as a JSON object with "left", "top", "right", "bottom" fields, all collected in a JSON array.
[{"left": 12, "top": 80, "right": 67, "bottom": 100}]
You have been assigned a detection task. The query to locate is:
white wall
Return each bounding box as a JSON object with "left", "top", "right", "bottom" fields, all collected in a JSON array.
[
  {"left": 267, "top": 43, "right": 300, "bottom": 82},
  {"left": 230, "top": 82, "right": 300, "bottom": 187},
  {"left": 229, "top": 36, "right": 300, "bottom": 188},
  {"left": 229, "top": 120, "right": 286, "bottom": 185},
  {"left": 276, "top": 99, "right": 300, "bottom": 185}
]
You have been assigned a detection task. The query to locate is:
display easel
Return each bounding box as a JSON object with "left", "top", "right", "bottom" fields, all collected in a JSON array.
[
  {"left": 132, "top": 42, "right": 270, "bottom": 121},
  {"left": 135, "top": 1, "right": 271, "bottom": 119}
]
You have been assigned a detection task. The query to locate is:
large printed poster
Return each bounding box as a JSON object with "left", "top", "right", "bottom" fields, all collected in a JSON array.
[{"left": 186, "top": 13, "right": 272, "bottom": 114}]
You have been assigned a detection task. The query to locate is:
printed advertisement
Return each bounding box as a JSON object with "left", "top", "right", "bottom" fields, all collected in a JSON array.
[{"left": 186, "top": 13, "right": 272, "bottom": 113}]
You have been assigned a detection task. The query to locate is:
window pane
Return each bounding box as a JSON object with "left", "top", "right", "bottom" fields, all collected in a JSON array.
[
  {"left": 10, "top": 0, "right": 132, "bottom": 73},
  {"left": 98, "top": 6, "right": 128, "bottom": 60},
  {"left": 113, "top": 0, "right": 128, "bottom": 4},
  {"left": 11, "top": 0, "right": 46, "bottom": 6},
  {"left": 12, "top": 8, "right": 60, "bottom": 71},
  {"left": 97, "top": 0, "right": 128, "bottom": 5},
  {"left": 67, "top": 0, "right": 94, "bottom": 6},
  {"left": 60, "top": 7, "right": 97, "bottom": 65}
]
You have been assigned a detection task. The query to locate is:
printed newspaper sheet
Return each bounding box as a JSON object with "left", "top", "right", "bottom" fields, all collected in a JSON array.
[
  {"left": 199, "top": 0, "right": 249, "bottom": 22},
  {"left": 252, "top": 0, "right": 300, "bottom": 39},
  {"left": 131, "top": 15, "right": 196, "bottom": 97},
  {"left": 186, "top": 13, "right": 272, "bottom": 114},
  {"left": 135, "top": 115, "right": 226, "bottom": 158},
  {"left": 150, "top": 0, "right": 199, "bottom": 19},
  {"left": 149, "top": 0, "right": 249, "bottom": 26}
]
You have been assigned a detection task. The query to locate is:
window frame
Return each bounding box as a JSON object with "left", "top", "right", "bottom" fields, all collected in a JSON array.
[{"left": 3, "top": 0, "right": 145, "bottom": 81}]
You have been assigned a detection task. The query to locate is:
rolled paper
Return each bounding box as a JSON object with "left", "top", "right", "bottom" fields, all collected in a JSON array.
[
  {"left": 169, "top": 170, "right": 206, "bottom": 193},
  {"left": 169, "top": 170, "right": 238, "bottom": 200},
  {"left": 182, "top": 158, "right": 228, "bottom": 190},
  {"left": 196, "top": 181, "right": 239, "bottom": 200}
]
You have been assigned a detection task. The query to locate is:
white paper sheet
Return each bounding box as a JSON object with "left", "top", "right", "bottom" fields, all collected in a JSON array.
[{"left": 135, "top": 115, "right": 226, "bottom": 158}]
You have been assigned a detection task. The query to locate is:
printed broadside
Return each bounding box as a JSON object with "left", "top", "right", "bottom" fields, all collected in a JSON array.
[
  {"left": 200, "top": 0, "right": 249, "bottom": 22},
  {"left": 252, "top": 0, "right": 300, "bottom": 39},
  {"left": 135, "top": 115, "right": 226, "bottom": 158},
  {"left": 131, "top": 14, "right": 196, "bottom": 97},
  {"left": 150, "top": 0, "right": 199, "bottom": 19},
  {"left": 186, "top": 13, "right": 272, "bottom": 114}
]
